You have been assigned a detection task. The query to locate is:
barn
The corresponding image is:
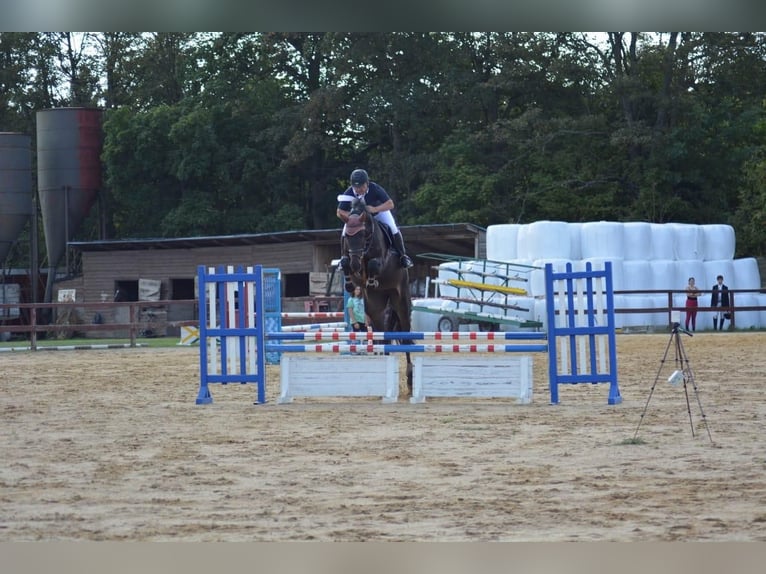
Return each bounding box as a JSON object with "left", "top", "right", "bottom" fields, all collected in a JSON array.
[{"left": 56, "top": 223, "right": 486, "bottom": 335}]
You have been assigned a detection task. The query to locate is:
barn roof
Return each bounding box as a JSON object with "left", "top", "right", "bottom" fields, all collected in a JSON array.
[{"left": 69, "top": 223, "right": 486, "bottom": 259}]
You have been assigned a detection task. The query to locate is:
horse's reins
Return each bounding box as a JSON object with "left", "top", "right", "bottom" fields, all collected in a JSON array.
[{"left": 347, "top": 199, "right": 376, "bottom": 258}]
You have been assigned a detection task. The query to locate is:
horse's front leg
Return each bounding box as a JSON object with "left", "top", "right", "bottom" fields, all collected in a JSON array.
[{"left": 366, "top": 257, "right": 383, "bottom": 288}]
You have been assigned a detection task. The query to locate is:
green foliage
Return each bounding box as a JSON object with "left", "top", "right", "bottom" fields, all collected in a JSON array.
[{"left": 2, "top": 32, "right": 766, "bottom": 262}]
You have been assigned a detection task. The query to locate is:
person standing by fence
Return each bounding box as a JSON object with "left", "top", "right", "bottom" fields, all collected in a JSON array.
[
  {"left": 711, "top": 274, "right": 730, "bottom": 331},
  {"left": 347, "top": 285, "right": 368, "bottom": 332},
  {"left": 685, "top": 277, "right": 701, "bottom": 331}
]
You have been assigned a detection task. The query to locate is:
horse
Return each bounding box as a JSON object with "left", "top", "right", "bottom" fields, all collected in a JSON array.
[{"left": 340, "top": 194, "right": 413, "bottom": 393}]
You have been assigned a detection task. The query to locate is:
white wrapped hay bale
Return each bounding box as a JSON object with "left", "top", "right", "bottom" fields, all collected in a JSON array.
[
  {"left": 530, "top": 259, "right": 578, "bottom": 298},
  {"left": 675, "top": 260, "right": 706, "bottom": 295},
  {"left": 621, "top": 295, "right": 651, "bottom": 328},
  {"left": 623, "top": 222, "right": 653, "bottom": 261},
  {"left": 505, "top": 259, "right": 536, "bottom": 295},
  {"left": 701, "top": 224, "right": 736, "bottom": 261},
  {"left": 671, "top": 223, "right": 704, "bottom": 260},
  {"left": 732, "top": 257, "right": 762, "bottom": 290},
  {"left": 486, "top": 224, "right": 520, "bottom": 262},
  {"left": 580, "top": 221, "right": 625, "bottom": 259},
  {"left": 515, "top": 224, "right": 531, "bottom": 260},
  {"left": 568, "top": 222, "right": 584, "bottom": 261},
  {"left": 650, "top": 223, "right": 676, "bottom": 260},
  {"left": 758, "top": 294, "right": 766, "bottom": 331},
  {"left": 731, "top": 293, "right": 760, "bottom": 329},
  {"left": 646, "top": 294, "right": 670, "bottom": 328},
  {"left": 582, "top": 257, "right": 624, "bottom": 292},
  {"left": 532, "top": 296, "right": 570, "bottom": 332},
  {"left": 611, "top": 294, "right": 628, "bottom": 329},
  {"left": 411, "top": 298, "right": 450, "bottom": 331},
  {"left": 650, "top": 260, "right": 678, "bottom": 292},
  {"left": 436, "top": 262, "right": 462, "bottom": 297},
  {"left": 622, "top": 260, "right": 654, "bottom": 293},
  {"left": 522, "top": 220, "right": 573, "bottom": 261},
  {"left": 703, "top": 260, "right": 735, "bottom": 293}
]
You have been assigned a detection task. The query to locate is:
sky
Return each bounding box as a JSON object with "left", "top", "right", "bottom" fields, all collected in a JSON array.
[{"left": 2, "top": 0, "right": 764, "bottom": 31}]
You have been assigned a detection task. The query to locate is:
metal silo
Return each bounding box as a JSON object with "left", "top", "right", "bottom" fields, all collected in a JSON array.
[
  {"left": 0, "top": 132, "right": 34, "bottom": 266},
  {"left": 36, "top": 107, "right": 103, "bottom": 271}
]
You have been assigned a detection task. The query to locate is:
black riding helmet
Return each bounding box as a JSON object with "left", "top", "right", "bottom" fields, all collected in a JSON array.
[{"left": 350, "top": 169, "right": 369, "bottom": 186}]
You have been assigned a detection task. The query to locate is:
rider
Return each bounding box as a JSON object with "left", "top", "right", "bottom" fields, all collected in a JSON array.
[{"left": 337, "top": 169, "right": 413, "bottom": 290}]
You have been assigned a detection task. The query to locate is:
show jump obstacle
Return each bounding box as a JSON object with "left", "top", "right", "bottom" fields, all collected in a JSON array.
[{"left": 196, "top": 263, "right": 621, "bottom": 406}]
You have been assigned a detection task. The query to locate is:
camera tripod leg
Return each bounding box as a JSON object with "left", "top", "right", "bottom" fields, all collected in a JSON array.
[
  {"left": 633, "top": 330, "right": 675, "bottom": 440},
  {"left": 634, "top": 327, "right": 714, "bottom": 444},
  {"left": 676, "top": 335, "right": 714, "bottom": 443}
]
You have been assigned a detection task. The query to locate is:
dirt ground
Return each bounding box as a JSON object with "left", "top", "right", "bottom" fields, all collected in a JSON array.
[{"left": 1, "top": 331, "right": 765, "bottom": 541}]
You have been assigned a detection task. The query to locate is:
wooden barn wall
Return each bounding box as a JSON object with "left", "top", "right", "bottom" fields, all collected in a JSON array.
[{"left": 65, "top": 242, "right": 320, "bottom": 304}]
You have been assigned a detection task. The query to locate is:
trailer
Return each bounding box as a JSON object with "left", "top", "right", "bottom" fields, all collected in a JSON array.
[{"left": 413, "top": 253, "right": 543, "bottom": 331}]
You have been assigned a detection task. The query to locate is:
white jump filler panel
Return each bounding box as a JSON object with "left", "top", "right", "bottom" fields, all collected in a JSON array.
[
  {"left": 278, "top": 355, "right": 399, "bottom": 403},
  {"left": 410, "top": 355, "right": 533, "bottom": 404}
]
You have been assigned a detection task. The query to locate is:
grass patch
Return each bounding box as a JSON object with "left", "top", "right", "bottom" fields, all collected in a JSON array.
[
  {"left": 0, "top": 336, "right": 186, "bottom": 349},
  {"left": 620, "top": 437, "right": 647, "bottom": 445}
]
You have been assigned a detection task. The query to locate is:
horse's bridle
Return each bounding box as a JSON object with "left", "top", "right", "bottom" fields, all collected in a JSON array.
[{"left": 345, "top": 199, "right": 378, "bottom": 284}]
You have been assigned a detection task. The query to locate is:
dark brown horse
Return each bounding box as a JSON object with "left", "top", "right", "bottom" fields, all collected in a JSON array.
[{"left": 340, "top": 195, "right": 413, "bottom": 392}]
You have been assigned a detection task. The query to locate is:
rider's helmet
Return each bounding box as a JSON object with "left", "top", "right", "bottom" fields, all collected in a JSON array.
[{"left": 350, "top": 169, "right": 369, "bottom": 187}]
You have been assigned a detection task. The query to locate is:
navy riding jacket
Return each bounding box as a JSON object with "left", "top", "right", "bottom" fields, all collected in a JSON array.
[{"left": 337, "top": 181, "right": 391, "bottom": 211}]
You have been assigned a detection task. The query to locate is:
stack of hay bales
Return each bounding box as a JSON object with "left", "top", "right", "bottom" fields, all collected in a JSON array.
[{"left": 475, "top": 221, "right": 763, "bottom": 330}]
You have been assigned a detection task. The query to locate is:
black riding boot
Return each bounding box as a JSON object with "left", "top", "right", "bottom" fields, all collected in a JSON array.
[{"left": 392, "top": 233, "right": 413, "bottom": 268}]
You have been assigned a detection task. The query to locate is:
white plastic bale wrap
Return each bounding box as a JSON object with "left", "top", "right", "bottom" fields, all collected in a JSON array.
[
  {"left": 515, "top": 225, "right": 530, "bottom": 260},
  {"left": 646, "top": 294, "right": 669, "bottom": 327},
  {"left": 530, "top": 259, "right": 577, "bottom": 298},
  {"left": 486, "top": 224, "right": 520, "bottom": 261},
  {"left": 670, "top": 223, "right": 704, "bottom": 260},
  {"left": 675, "top": 260, "right": 706, "bottom": 294},
  {"left": 650, "top": 260, "right": 678, "bottom": 291},
  {"left": 567, "top": 222, "right": 584, "bottom": 261},
  {"left": 650, "top": 223, "right": 675, "bottom": 260},
  {"left": 501, "top": 296, "right": 536, "bottom": 323},
  {"left": 581, "top": 257, "right": 624, "bottom": 292},
  {"left": 703, "top": 260, "right": 735, "bottom": 293},
  {"left": 533, "top": 296, "right": 568, "bottom": 332},
  {"left": 521, "top": 221, "right": 573, "bottom": 261},
  {"left": 580, "top": 221, "right": 625, "bottom": 259},
  {"left": 621, "top": 295, "right": 651, "bottom": 328},
  {"left": 612, "top": 294, "right": 627, "bottom": 329},
  {"left": 623, "top": 222, "right": 653, "bottom": 260},
  {"left": 732, "top": 257, "right": 762, "bottom": 290},
  {"left": 436, "top": 262, "right": 461, "bottom": 297},
  {"left": 731, "top": 293, "right": 760, "bottom": 329},
  {"left": 701, "top": 224, "right": 736, "bottom": 261},
  {"left": 411, "top": 298, "right": 447, "bottom": 331},
  {"left": 758, "top": 294, "right": 766, "bottom": 330},
  {"left": 622, "top": 260, "right": 654, "bottom": 293}
]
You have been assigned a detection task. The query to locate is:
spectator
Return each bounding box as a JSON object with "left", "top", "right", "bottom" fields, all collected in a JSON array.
[
  {"left": 710, "top": 274, "right": 730, "bottom": 331},
  {"left": 684, "top": 277, "right": 701, "bottom": 331},
  {"left": 347, "top": 285, "right": 368, "bottom": 332}
]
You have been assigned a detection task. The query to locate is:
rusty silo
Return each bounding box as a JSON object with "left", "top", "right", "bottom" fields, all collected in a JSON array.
[
  {"left": 36, "top": 108, "right": 104, "bottom": 274},
  {"left": 0, "top": 132, "right": 34, "bottom": 266}
]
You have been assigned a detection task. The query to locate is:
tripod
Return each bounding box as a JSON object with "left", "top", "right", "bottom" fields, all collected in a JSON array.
[{"left": 634, "top": 323, "right": 713, "bottom": 443}]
